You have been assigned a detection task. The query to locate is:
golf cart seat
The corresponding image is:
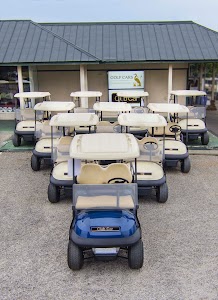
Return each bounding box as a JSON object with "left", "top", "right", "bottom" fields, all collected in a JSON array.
[
  {"left": 75, "top": 194, "right": 134, "bottom": 209},
  {"left": 178, "top": 118, "right": 207, "bottom": 131},
  {"left": 77, "top": 163, "right": 133, "bottom": 184},
  {"left": 55, "top": 136, "right": 74, "bottom": 163},
  {"left": 148, "top": 122, "right": 180, "bottom": 137},
  {"left": 96, "top": 121, "right": 122, "bottom": 133}
]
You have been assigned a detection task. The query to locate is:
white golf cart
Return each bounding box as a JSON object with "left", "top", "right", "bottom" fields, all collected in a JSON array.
[
  {"left": 31, "top": 101, "right": 75, "bottom": 171},
  {"left": 170, "top": 90, "right": 209, "bottom": 145},
  {"left": 118, "top": 113, "right": 168, "bottom": 202},
  {"left": 12, "top": 92, "right": 51, "bottom": 146},
  {"left": 48, "top": 113, "right": 99, "bottom": 203},
  {"left": 116, "top": 91, "right": 149, "bottom": 136},
  {"left": 147, "top": 103, "right": 191, "bottom": 173},
  {"left": 68, "top": 132, "right": 144, "bottom": 270},
  {"left": 70, "top": 91, "right": 102, "bottom": 110}
]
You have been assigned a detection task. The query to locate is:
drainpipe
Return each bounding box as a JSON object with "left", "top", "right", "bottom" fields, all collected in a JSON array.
[{"left": 80, "top": 64, "right": 88, "bottom": 108}]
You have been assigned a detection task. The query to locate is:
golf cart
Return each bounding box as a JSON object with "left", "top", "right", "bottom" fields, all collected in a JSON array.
[
  {"left": 68, "top": 133, "right": 144, "bottom": 270},
  {"left": 12, "top": 92, "right": 51, "bottom": 146},
  {"left": 118, "top": 113, "right": 168, "bottom": 202},
  {"left": 147, "top": 103, "right": 191, "bottom": 173},
  {"left": 93, "top": 101, "right": 132, "bottom": 121},
  {"left": 31, "top": 101, "right": 75, "bottom": 171},
  {"left": 116, "top": 91, "right": 149, "bottom": 136},
  {"left": 48, "top": 113, "right": 99, "bottom": 203},
  {"left": 70, "top": 91, "right": 102, "bottom": 110},
  {"left": 170, "top": 90, "right": 209, "bottom": 145}
]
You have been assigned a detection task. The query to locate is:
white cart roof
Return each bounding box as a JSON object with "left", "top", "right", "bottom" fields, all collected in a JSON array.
[
  {"left": 70, "top": 133, "right": 140, "bottom": 160},
  {"left": 34, "top": 101, "right": 75, "bottom": 112},
  {"left": 116, "top": 91, "right": 149, "bottom": 97},
  {"left": 14, "top": 92, "right": 51, "bottom": 98},
  {"left": 170, "top": 90, "right": 206, "bottom": 96},
  {"left": 118, "top": 113, "right": 167, "bottom": 127},
  {"left": 93, "top": 102, "right": 132, "bottom": 112},
  {"left": 147, "top": 103, "right": 189, "bottom": 113},
  {"left": 50, "top": 113, "right": 99, "bottom": 127},
  {"left": 70, "top": 91, "right": 102, "bottom": 98}
]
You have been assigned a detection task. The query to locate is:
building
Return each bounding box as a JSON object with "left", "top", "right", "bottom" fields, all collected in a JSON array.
[{"left": 0, "top": 20, "right": 218, "bottom": 119}]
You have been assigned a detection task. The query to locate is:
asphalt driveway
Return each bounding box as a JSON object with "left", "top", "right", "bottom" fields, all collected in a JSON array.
[{"left": 0, "top": 152, "right": 217, "bottom": 300}]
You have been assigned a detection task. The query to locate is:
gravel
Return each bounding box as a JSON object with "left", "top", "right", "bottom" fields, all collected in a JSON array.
[{"left": 0, "top": 152, "right": 217, "bottom": 300}]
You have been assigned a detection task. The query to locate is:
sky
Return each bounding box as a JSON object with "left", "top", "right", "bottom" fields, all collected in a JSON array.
[{"left": 0, "top": 0, "right": 218, "bottom": 31}]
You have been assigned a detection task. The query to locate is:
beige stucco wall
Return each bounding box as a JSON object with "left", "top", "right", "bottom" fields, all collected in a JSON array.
[
  {"left": 36, "top": 63, "right": 188, "bottom": 105},
  {"left": 37, "top": 70, "right": 80, "bottom": 101}
]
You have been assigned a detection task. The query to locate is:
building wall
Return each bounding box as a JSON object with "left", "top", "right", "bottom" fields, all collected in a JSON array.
[{"left": 36, "top": 63, "right": 188, "bottom": 105}]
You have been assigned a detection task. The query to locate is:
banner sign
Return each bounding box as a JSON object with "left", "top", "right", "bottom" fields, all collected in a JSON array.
[{"left": 108, "top": 71, "right": 144, "bottom": 90}]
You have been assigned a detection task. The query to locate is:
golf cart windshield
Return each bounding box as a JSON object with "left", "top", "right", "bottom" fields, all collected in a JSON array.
[{"left": 73, "top": 183, "right": 138, "bottom": 210}]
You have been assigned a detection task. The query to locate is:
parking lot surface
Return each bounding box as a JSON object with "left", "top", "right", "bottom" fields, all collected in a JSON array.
[{"left": 0, "top": 152, "right": 217, "bottom": 300}]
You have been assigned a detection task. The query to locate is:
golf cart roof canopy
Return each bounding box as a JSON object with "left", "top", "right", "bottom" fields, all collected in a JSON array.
[
  {"left": 93, "top": 102, "right": 132, "bottom": 112},
  {"left": 49, "top": 113, "right": 99, "bottom": 127},
  {"left": 70, "top": 133, "right": 140, "bottom": 160},
  {"left": 118, "top": 113, "right": 167, "bottom": 127},
  {"left": 34, "top": 101, "right": 75, "bottom": 112},
  {"left": 147, "top": 103, "right": 189, "bottom": 113},
  {"left": 170, "top": 90, "right": 207, "bottom": 96},
  {"left": 70, "top": 91, "right": 102, "bottom": 98},
  {"left": 14, "top": 92, "right": 51, "bottom": 98},
  {"left": 116, "top": 91, "right": 149, "bottom": 97}
]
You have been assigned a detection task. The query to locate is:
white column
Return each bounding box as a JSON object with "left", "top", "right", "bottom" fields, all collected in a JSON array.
[
  {"left": 168, "top": 64, "right": 173, "bottom": 103},
  {"left": 17, "top": 66, "right": 24, "bottom": 109},
  {"left": 17, "top": 66, "right": 24, "bottom": 93},
  {"left": 29, "top": 66, "right": 38, "bottom": 92},
  {"left": 80, "top": 64, "right": 88, "bottom": 108}
]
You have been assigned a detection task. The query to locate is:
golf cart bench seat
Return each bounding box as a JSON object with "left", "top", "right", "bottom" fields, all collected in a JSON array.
[
  {"left": 158, "top": 139, "right": 187, "bottom": 155},
  {"left": 57, "top": 136, "right": 73, "bottom": 153},
  {"left": 96, "top": 121, "right": 120, "bottom": 133},
  {"left": 128, "top": 161, "right": 164, "bottom": 181},
  {"left": 148, "top": 122, "right": 179, "bottom": 136},
  {"left": 77, "top": 163, "right": 133, "bottom": 184},
  {"left": 75, "top": 195, "right": 134, "bottom": 209},
  {"left": 178, "top": 119, "right": 206, "bottom": 131},
  {"left": 16, "top": 120, "right": 42, "bottom": 132}
]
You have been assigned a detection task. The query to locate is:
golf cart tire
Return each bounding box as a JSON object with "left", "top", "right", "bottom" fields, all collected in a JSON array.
[
  {"left": 68, "top": 240, "right": 84, "bottom": 270},
  {"left": 12, "top": 133, "right": 21, "bottom": 147},
  {"left": 48, "top": 183, "right": 60, "bottom": 203},
  {"left": 181, "top": 157, "right": 191, "bottom": 173},
  {"left": 128, "top": 239, "right": 144, "bottom": 269},
  {"left": 156, "top": 183, "right": 168, "bottom": 203},
  {"left": 201, "top": 132, "right": 209, "bottom": 145},
  {"left": 31, "top": 154, "right": 41, "bottom": 171}
]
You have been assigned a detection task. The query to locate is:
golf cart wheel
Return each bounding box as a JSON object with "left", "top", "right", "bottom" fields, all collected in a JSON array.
[
  {"left": 47, "top": 183, "right": 60, "bottom": 203},
  {"left": 128, "top": 239, "right": 144, "bottom": 269},
  {"left": 156, "top": 183, "right": 168, "bottom": 203},
  {"left": 68, "top": 240, "right": 84, "bottom": 270},
  {"left": 181, "top": 157, "right": 191, "bottom": 173},
  {"left": 31, "top": 154, "right": 41, "bottom": 171},
  {"left": 12, "top": 133, "right": 21, "bottom": 147},
  {"left": 201, "top": 132, "right": 209, "bottom": 145}
]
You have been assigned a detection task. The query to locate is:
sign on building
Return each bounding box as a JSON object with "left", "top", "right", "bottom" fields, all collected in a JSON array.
[{"left": 108, "top": 71, "right": 144, "bottom": 102}]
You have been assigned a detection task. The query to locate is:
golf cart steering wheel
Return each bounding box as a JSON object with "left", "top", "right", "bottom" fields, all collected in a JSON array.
[
  {"left": 143, "top": 141, "right": 158, "bottom": 150},
  {"left": 169, "top": 124, "right": 182, "bottom": 134},
  {"left": 108, "top": 177, "right": 129, "bottom": 184}
]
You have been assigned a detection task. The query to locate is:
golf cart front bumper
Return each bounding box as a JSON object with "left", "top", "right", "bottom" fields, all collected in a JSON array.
[
  {"left": 32, "top": 149, "right": 51, "bottom": 159},
  {"left": 50, "top": 174, "right": 73, "bottom": 187},
  {"left": 14, "top": 130, "right": 35, "bottom": 141},
  {"left": 70, "top": 228, "right": 141, "bottom": 248}
]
